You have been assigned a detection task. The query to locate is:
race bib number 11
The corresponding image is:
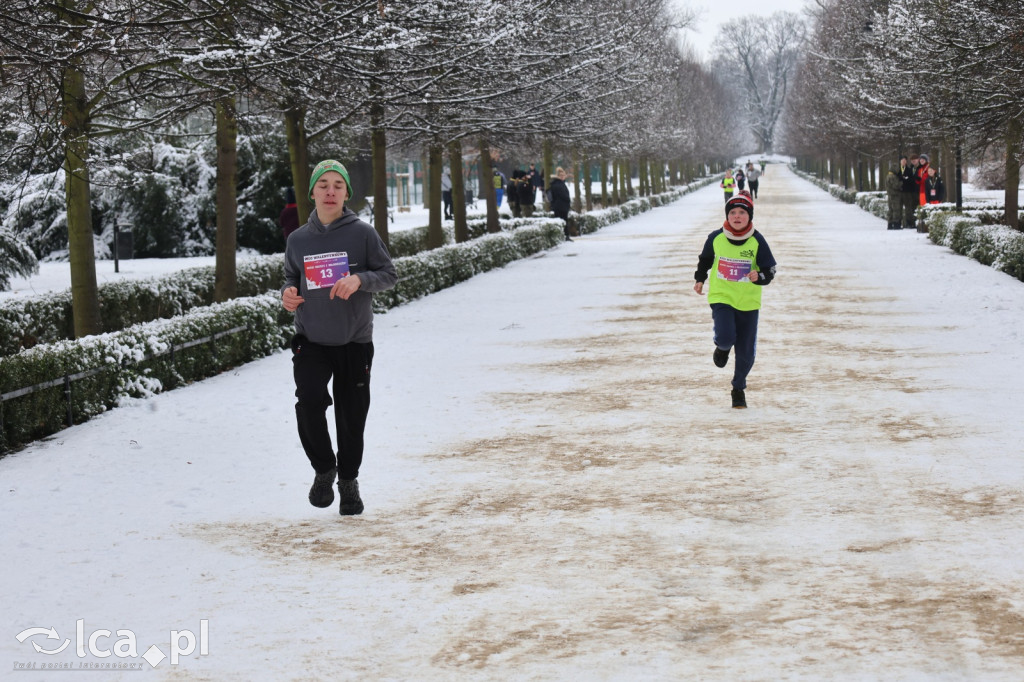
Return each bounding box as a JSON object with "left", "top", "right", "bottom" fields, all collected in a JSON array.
[
  {"left": 304, "top": 252, "right": 350, "bottom": 290},
  {"left": 716, "top": 256, "right": 752, "bottom": 282}
]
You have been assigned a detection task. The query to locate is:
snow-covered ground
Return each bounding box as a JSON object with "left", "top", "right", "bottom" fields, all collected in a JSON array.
[{"left": 3, "top": 165, "right": 1024, "bottom": 680}]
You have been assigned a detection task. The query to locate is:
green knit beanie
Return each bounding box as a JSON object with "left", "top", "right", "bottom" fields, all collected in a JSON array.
[{"left": 308, "top": 159, "right": 352, "bottom": 201}]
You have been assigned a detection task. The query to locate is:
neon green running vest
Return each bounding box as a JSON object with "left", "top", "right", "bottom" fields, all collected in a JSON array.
[{"left": 708, "top": 232, "right": 762, "bottom": 311}]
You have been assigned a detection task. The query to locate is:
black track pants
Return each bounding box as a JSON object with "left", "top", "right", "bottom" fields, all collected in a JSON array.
[{"left": 291, "top": 335, "right": 373, "bottom": 480}]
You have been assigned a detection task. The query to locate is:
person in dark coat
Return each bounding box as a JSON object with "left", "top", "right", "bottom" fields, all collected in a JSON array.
[
  {"left": 885, "top": 165, "right": 902, "bottom": 230},
  {"left": 923, "top": 166, "right": 946, "bottom": 204},
  {"left": 899, "top": 155, "right": 919, "bottom": 230},
  {"left": 508, "top": 169, "right": 525, "bottom": 217},
  {"left": 549, "top": 166, "right": 573, "bottom": 241},
  {"left": 280, "top": 187, "right": 300, "bottom": 241},
  {"left": 518, "top": 168, "right": 536, "bottom": 217},
  {"left": 529, "top": 163, "right": 545, "bottom": 197}
]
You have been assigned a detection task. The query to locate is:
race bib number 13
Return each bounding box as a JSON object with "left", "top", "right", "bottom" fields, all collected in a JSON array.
[{"left": 304, "top": 252, "right": 350, "bottom": 290}]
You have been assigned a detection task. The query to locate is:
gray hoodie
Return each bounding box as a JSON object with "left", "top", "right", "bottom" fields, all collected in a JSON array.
[{"left": 283, "top": 207, "right": 397, "bottom": 345}]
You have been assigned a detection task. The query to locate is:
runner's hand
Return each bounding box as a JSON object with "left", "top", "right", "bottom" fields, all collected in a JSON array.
[
  {"left": 282, "top": 286, "right": 304, "bottom": 311},
  {"left": 330, "top": 274, "right": 362, "bottom": 301}
]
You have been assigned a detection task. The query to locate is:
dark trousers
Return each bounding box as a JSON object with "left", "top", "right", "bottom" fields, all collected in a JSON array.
[
  {"left": 554, "top": 208, "right": 571, "bottom": 238},
  {"left": 749, "top": 179, "right": 759, "bottom": 198},
  {"left": 291, "top": 335, "right": 373, "bottom": 480},
  {"left": 442, "top": 190, "right": 452, "bottom": 218},
  {"left": 711, "top": 303, "right": 759, "bottom": 390},
  {"left": 901, "top": 192, "right": 918, "bottom": 226}
]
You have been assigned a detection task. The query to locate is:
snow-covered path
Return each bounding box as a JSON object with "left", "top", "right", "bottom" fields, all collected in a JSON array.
[{"left": 3, "top": 166, "right": 1023, "bottom": 681}]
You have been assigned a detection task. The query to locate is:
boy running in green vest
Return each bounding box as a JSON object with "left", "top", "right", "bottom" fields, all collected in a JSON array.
[
  {"left": 693, "top": 192, "right": 776, "bottom": 408},
  {"left": 720, "top": 169, "right": 736, "bottom": 203}
]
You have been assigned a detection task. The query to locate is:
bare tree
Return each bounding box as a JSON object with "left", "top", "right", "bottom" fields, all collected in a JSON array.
[{"left": 714, "top": 11, "right": 806, "bottom": 154}]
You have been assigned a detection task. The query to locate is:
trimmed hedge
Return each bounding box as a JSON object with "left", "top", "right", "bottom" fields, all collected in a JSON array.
[
  {"left": 791, "top": 166, "right": 1024, "bottom": 283},
  {"left": 926, "top": 212, "right": 1024, "bottom": 282},
  {"left": 0, "top": 294, "right": 292, "bottom": 451},
  {"left": 0, "top": 255, "right": 287, "bottom": 357},
  {"left": 375, "top": 221, "right": 564, "bottom": 311}
]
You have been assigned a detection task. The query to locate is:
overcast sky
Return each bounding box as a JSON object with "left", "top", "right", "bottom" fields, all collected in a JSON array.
[{"left": 676, "top": 0, "right": 811, "bottom": 61}]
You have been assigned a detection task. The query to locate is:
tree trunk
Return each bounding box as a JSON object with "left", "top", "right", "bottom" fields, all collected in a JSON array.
[
  {"left": 1005, "top": 116, "right": 1021, "bottom": 231},
  {"left": 284, "top": 106, "right": 312, "bottom": 225},
  {"left": 955, "top": 143, "right": 964, "bottom": 210},
  {"left": 427, "top": 139, "right": 444, "bottom": 249},
  {"left": 583, "top": 154, "right": 593, "bottom": 212},
  {"left": 942, "top": 138, "right": 956, "bottom": 206},
  {"left": 479, "top": 136, "right": 500, "bottom": 234},
  {"left": 610, "top": 161, "right": 619, "bottom": 205},
  {"left": 214, "top": 96, "right": 238, "bottom": 303},
  {"left": 62, "top": 63, "right": 101, "bottom": 338},
  {"left": 599, "top": 159, "right": 608, "bottom": 207},
  {"left": 370, "top": 102, "right": 390, "bottom": 250},
  {"left": 421, "top": 149, "right": 429, "bottom": 210},
  {"left": 624, "top": 159, "right": 634, "bottom": 197},
  {"left": 638, "top": 156, "right": 648, "bottom": 196},
  {"left": 449, "top": 139, "right": 468, "bottom": 243},
  {"left": 572, "top": 149, "right": 582, "bottom": 213}
]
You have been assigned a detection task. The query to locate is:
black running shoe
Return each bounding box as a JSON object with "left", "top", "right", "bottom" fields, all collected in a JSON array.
[
  {"left": 308, "top": 468, "right": 336, "bottom": 508},
  {"left": 731, "top": 389, "right": 747, "bottom": 409},
  {"left": 713, "top": 347, "right": 729, "bottom": 368},
  {"left": 337, "top": 478, "right": 364, "bottom": 516}
]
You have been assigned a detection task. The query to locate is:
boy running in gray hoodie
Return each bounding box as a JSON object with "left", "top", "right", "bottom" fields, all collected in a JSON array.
[{"left": 282, "top": 160, "right": 397, "bottom": 515}]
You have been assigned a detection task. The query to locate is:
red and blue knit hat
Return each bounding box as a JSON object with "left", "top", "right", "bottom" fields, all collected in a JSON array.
[
  {"left": 725, "top": 193, "right": 754, "bottom": 219},
  {"left": 724, "top": 193, "right": 754, "bottom": 239}
]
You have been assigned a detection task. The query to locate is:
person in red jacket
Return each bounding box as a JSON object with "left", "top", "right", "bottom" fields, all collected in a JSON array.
[
  {"left": 916, "top": 153, "right": 931, "bottom": 206},
  {"left": 280, "top": 187, "right": 300, "bottom": 241}
]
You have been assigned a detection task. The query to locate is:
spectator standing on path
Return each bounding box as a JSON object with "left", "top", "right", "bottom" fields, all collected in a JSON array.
[
  {"left": 924, "top": 166, "right": 946, "bottom": 205},
  {"left": 735, "top": 166, "right": 746, "bottom": 191},
  {"left": 746, "top": 163, "right": 761, "bottom": 198},
  {"left": 885, "top": 165, "right": 902, "bottom": 230},
  {"left": 693, "top": 193, "right": 777, "bottom": 409},
  {"left": 721, "top": 169, "right": 736, "bottom": 203},
  {"left": 441, "top": 167, "right": 453, "bottom": 220},
  {"left": 281, "top": 159, "right": 398, "bottom": 516},
  {"left": 759, "top": 158, "right": 767, "bottom": 175},
  {"left": 549, "top": 166, "right": 573, "bottom": 241},
  {"left": 280, "top": 187, "right": 299, "bottom": 241},
  {"left": 916, "top": 153, "right": 932, "bottom": 207},
  {"left": 899, "top": 156, "right": 919, "bottom": 230},
  {"left": 508, "top": 169, "right": 525, "bottom": 217},
  {"left": 519, "top": 167, "right": 537, "bottom": 216}
]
